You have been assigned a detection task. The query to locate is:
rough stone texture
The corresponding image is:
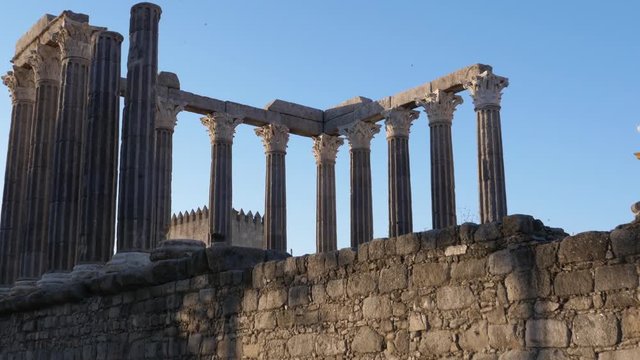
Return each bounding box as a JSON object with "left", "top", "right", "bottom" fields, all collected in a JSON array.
[{"left": 1, "top": 219, "right": 640, "bottom": 359}]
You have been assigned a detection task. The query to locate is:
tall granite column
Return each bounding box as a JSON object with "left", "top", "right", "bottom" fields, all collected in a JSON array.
[
  {"left": 200, "top": 112, "right": 242, "bottom": 245},
  {"left": 464, "top": 70, "right": 509, "bottom": 223},
  {"left": 43, "top": 19, "right": 94, "bottom": 284},
  {"left": 0, "top": 67, "right": 35, "bottom": 290},
  {"left": 18, "top": 44, "right": 61, "bottom": 287},
  {"left": 116, "top": 3, "right": 161, "bottom": 259},
  {"left": 340, "top": 121, "right": 380, "bottom": 247},
  {"left": 384, "top": 108, "right": 419, "bottom": 237},
  {"left": 312, "top": 134, "right": 344, "bottom": 253},
  {"left": 417, "top": 89, "right": 463, "bottom": 229},
  {"left": 153, "top": 94, "right": 183, "bottom": 246},
  {"left": 255, "top": 124, "right": 289, "bottom": 252},
  {"left": 76, "top": 31, "right": 123, "bottom": 271}
]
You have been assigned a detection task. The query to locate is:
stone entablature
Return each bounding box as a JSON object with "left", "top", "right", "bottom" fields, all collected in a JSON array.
[{"left": 2, "top": 216, "right": 640, "bottom": 359}]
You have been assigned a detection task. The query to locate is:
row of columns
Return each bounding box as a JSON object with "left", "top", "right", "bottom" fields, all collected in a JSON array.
[{"left": 197, "top": 71, "right": 508, "bottom": 254}]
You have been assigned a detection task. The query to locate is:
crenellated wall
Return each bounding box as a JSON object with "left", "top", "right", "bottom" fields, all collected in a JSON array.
[
  {"left": 1, "top": 215, "right": 640, "bottom": 359},
  {"left": 167, "top": 206, "right": 263, "bottom": 248}
]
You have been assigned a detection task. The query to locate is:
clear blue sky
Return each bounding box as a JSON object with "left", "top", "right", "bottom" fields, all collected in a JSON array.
[{"left": 0, "top": 1, "right": 638, "bottom": 256}]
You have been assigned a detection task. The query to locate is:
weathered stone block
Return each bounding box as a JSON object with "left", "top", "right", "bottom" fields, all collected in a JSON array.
[
  {"left": 287, "top": 334, "right": 316, "bottom": 357},
  {"left": 346, "top": 272, "right": 376, "bottom": 297},
  {"left": 595, "top": 264, "right": 638, "bottom": 291},
  {"left": 418, "top": 330, "right": 453, "bottom": 355},
  {"left": 312, "top": 284, "right": 326, "bottom": 303},
  {"left": 351, "top": 326, "right": 383, "bottom": 353},
  {"left": 242, "top": 289, "right": 258, "bottom": 311},
  {"left": 316, "top": 335, "right": 346, "bottom": 356},
  {"left": 598, "top": 348, "right": 640, "bottom": 360},
  {"left": 505, "top": 270, "right": 550, "bottom": 301},
  {"left": 408, "top": 312, "right": 427, "bottom": 332},
  {"left": 475, "top": 222, "right": 502, "bottom": 242},
  {"left": 558, "top": 231, "right": 608, "bottom": 264},
  {"left": 338, "top": 248, "right": 355, "bottom": 266},
  {"left": 362, "top": 295, "right": 392, "bottom": 319},
  {"left": 396, "top": 233, "right": 420, "bottom": 255},
  {"left": 436, "top": 285, "right": 475, "bottom": 310},
  {"left": 368, "top": 238, "right": 387, "bottom": 260},
  {"left": 502, "top": 214, "right": 535, "bottom": 235},
  {"left": 255, "top": 312, "right": 276, "bottom": 330},
  {"left": 573, "top": 313, "right": 619, "bottom": 347},
  {"left": 452, "top": 259, "right": 486, "bottom": 280},
  {"left": 525, "top": 319, "right": 569, "bottom": 347},
  {"left": 258, "top": 289, "right": 287, "bottom": 310},
  {"left": 610, "top": 228, "right": 640, "bottom": 257},
  {"left": 325, "top": 279, "right": 345, "bottom": 299},
  {"left": 489, "top": 324, "right": 521, "bottom": 349},
  {"left": 489, "top": 250, "right": 514, "bottom": 275},
  {"left": 554, "top": 269, "right": 593, "bottom": 296},
  {"left": 622, "top": 309, "right": 640, "bottom": 339},
  {"left": 459, "top": 320, "right": 489, "bottom": 351},
  {"left": 535, "top": 242, "right": 558, "bottom": 269},
  {"left": 307, "top": 253, "right": 325, "bottom": 280},
  {"left": 288, "top": 286, "right": 309, "bottom": 307},
  {"left": 412, "top": 262, "right": 449, "bottom": 288},
  {"left": 379, "top": 265, "right": 408, "bottom": 293},
  {"left": 459, "top": 222, "right": 479, "bottom": 244}
]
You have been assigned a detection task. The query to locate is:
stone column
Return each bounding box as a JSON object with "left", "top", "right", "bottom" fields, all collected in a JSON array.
[
  {"left": 44, "top": 19, "right": 94, "bottom": 283},
  {"left": 340, "top": 121, "right": 380, "bottom": 247},
  {"left": 19, "top": 44, "right": 61, "bottom": 286},
  {"left": 417, "top": 90, "right": 463, "bottom": 229},
  {"left": 384, "top": 108, "right": 419, "bottom": 237},
  {"left": 116, "top": 3, "right": 161, "bottom": 259},
  {"left": 200, "top": 112, "right": 242, "bottom": 245},
  {"left": 255, "top": 124, "right": 289, "bottom": 252},
  {"left": 154, "top": 91, "right": 183, "bottom": 246},
  {"left": 464, "top": 70, "right": 509, "bottom": 223},
  {"left": 312, "top": 134, "right": 344, "bottom": 253},
  {"left": 76, "top": 31, "right": 123, "bottom": 272},
  {"left": 0, "top": 67, "right": 35, "bottom": 290}
]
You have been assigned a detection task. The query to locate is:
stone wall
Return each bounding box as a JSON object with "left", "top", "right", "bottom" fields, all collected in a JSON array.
[
  {"left": 1, "top": 215, "right": 640, "bottom": 359},
  {"left": 167, "top": 207, "right": 263, "bottom": 248}
]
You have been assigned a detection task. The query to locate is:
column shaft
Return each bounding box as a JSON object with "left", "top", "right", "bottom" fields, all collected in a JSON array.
[
  {"left": 264, "top": 152, "right": 287, "bottom": 251},
  {"left": 77, "top": 31, "right": 122, "bottom": 264},
  {"left": 209, "top": 141, "right": 232, "bottom": 243},
  {"left": 0, "top": 69, "right": 35, "bottom": 286},
  {"left": 477, "top": 107, "right": 507, "bottom": 223},
  {"left": 153, "top": 128, "right": 173, "bottom": 245},
  {"left": 350, "top": 148, "right": 373, "bottom": 247},
  {"left": 430, "top": 123, "right": 456, "bottom": 228},
  {"left": 117, "top": 3, "right": 161, "bottom": 252},
  {"left": 47, "top": 56, "right": 91, "bottom": 272},
  {"left": 316, "top": 163, "right": 337, "bottom": 252},
  {"left": 22, "top": 79, "right": 60, "bottom": 279},
  {"left": 388, "top": 136, "right": 413, "bottom": 237}
]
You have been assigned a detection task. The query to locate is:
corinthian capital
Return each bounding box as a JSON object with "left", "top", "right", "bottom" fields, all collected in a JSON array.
[
  {"left": 155, "top": 96, "right": 185, "bottom": 130},
  {"left": 200, "top": 112, "right": 242, "bottom": 144},
  {"left": 54, "top": 18, "right": 93, "bottom": 61},
  {"left": 2, "top": 67, "right": 35, "bottom": 104},
  {"left": 416, "top": 89, "right": 463, "bottom": 126},
  {"left": 255, "top": 123, "right": 290, "bottom": 154},
  {"left": 339, "top": 121, "right": 381, "bottom": 150},
  {"left": 464, "top": 70, "right": 509, "bottom": 110},
  {"left": 27, "top": 44, "right": 61, "bottom": 83},
  {"left": 383, "top": 108, "right": 419, "bottom": 139},
  {"left": 312, "top": 134, "right": 344, "bottom": 165}
]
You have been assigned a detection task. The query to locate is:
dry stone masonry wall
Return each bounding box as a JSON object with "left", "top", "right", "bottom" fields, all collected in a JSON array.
[{"left": 1, "top": 214, "right": 640, "bottom": 359}]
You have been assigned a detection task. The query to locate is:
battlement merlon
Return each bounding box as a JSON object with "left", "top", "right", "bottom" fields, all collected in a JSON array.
[{"left": 12, "top": 11, "right": 106, "bottom": 67}]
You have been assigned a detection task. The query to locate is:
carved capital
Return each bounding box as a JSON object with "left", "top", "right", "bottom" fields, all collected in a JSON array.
[
  {"left": 2, "top": 67, "right": 35, "bottom": 104},
  {"left": 27, "top": 44, "right": 61, "bottom": 83},
  {"left": 383, "top": 108, "right": 419, "bottom": 138},
  {"left": 416, "top": 89, "right": 463, "bottom": 126},
  {"left": 54, "top": 18, "right": 93, "bottom": 61},
  {"left": 312, "top": 134, "right": 344, "bottom": 165},
  {"left": 200, "top": 112, "right": 242, "bottom": 144},
  {"left": 464, "top": 70, "right": 509, "bottom": 110},
  {"left": 339, "top": 121, "right": 381, "bottom": 150},
  {"left": 155, "top": 96, "right": 185, "bottom": 130},
  {"left": 255, "top": 123, "right": 290, "bottom": 154}
]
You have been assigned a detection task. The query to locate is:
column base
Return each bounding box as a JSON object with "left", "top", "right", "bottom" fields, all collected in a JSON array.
[
  {"left": 37, "top": 272, "right": 71, "bottom": 288},
  {"left": 71, "top": 263, "right": 104, "bottom": 281},
  {"left": 104, "top": 251, "right": 150, "bottom": 272},
  {"left": 11, "top": 279, "right": 37, "bottom": 295},
  {"left": 0, "top": 286, "right": 10, "bottom": 298}
]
